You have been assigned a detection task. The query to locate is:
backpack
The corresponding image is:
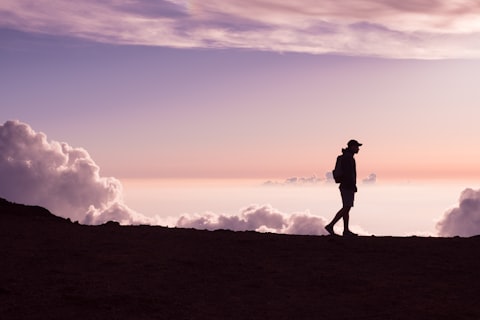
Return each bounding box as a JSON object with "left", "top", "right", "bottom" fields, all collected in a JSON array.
[{"left": 332, "top": 155, "right": 343, "bottom": 183}]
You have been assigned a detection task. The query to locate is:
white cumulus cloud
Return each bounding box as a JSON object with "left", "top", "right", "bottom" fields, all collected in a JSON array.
[
  {"left": 177, "top": 204, "right": 330, "bottom": 235},
  {"left": 0, "top": 120, "right": 151, "bottom": 225},
  {"left": 436, "top": 188, "right": 480, "bottom": 237}
]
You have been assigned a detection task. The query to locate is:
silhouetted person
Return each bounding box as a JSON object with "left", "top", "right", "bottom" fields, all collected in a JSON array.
[{"left": 325, "top": 139, "right": 362, "bottom": 237}]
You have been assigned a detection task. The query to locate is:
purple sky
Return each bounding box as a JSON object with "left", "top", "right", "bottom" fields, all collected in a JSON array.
[
  {"left": 3, "top": 1, "right": 480, "bottom": 58},
  {"left": 2, "top": 1, "right": 480, "bottom": 180}
]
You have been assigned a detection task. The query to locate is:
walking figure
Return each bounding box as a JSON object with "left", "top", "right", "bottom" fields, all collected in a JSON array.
[{"left": 325, "top": 139, "right": 362, "bottom": 237}]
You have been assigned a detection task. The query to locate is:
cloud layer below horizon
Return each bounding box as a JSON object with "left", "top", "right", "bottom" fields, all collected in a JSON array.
[
  {"left": 177, "top": 204, "right": 330, "bottom": 235},
  {"left": 2, "top": 0, "right": 480, "bottom": 58},
  {"left": 0, "top": 120, "right": 151, "bottom": 225}
]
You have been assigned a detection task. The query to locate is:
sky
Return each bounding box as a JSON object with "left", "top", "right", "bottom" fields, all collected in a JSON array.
[{"left": 2, "top": 1, "right": 480, "bottom": 236}]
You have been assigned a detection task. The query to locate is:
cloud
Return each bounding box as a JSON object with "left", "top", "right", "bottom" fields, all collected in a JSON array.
[
  {"left": 265, "top": 172, "right": 377, "bottom": 186},
  {"left": 325, "top": 171, "right": 335, "bottom": 183},
  {"left": 0, "top": 120, "right": 151, "bottom": 225},
  {"left": 1, "top": 0, "right": 480, "bottom": 58},
  {"left": 436, "top": 188, "right": 480, "bottom": 237},
  {"left": 362, "top": 173, "right": 377, "bottom": 184},
  {"left": 177, "top": 204, "right": 330, "bottom": 235},
  {"left": 263, "top": 175, "right": 323, "bottom": 186}
]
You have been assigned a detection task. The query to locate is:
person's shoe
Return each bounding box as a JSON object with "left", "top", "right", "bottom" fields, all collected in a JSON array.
[
  {"left": 343, "top": 230, "right": 358, "bottom": 237},
  {"left": 325, "top": 224, "right": 337, "bottom": 236}
]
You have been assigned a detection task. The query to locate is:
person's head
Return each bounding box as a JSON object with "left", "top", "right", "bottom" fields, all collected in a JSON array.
[{"left": 347, "top": 139, "right": 362, "bottom": 154}]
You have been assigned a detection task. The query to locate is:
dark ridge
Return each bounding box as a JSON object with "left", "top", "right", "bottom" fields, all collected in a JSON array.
[
  {"left": 0, "top": 197, "right": 69, "bottom": 223},
  {"left": 1, "top": 198, "right": 480, "bottom": 319}
]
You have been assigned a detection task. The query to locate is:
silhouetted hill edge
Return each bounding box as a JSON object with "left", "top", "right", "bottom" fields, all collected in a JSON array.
[{"left": 0, "top": 197, "right": 69, "bottom": 222}]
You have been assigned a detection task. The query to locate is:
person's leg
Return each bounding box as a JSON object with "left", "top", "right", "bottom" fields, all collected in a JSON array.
[
  {"left": 325, "top": 207, "right": 347, "bottom": 235},
  {"left": 325, "top": 188, "right": 355, "bottom": 235},
  {"left": 330, "top": 207, "right": 346, "bottom": 226},
  {"left": 340, "top": 188, "right": 358, "bottom": 236},
  {"left": 342, "top": 205, "right": 358, "bottom": 236},
  {"left": 342, "top": 206, "right": 351, "bottom": 231}
]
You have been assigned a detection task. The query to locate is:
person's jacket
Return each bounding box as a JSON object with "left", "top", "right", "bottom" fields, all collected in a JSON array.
[{"left": 339, "top": 148, "right": 357, "bottom": 192}]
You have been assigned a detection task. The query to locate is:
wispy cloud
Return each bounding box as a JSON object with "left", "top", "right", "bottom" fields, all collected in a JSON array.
[
  {"left": 0, "top": 120, "right": 151, "bottom": 225},
  {"left": 362, "top": 173, "right": 377, "bottom": 184},
  {"left": 263, "top": 172, "right": 377, "bottom": 186},
  {"left": 263, "top": 175, "right": 324, "bottom": 186},
  {"left": 1, "top": 0, "right": 480, "bottom": 58}
]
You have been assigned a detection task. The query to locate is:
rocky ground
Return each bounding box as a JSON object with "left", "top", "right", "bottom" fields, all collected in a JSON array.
[{"left": 1, "top": 198, "right": 480, "bottom": 319}]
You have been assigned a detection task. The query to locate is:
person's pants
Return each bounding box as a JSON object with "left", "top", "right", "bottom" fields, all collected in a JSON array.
[{"left": 340, "top": 188, "right": 355, "bottom": 208}]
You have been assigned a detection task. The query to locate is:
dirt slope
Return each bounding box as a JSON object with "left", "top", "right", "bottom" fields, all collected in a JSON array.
[{"left": 1, "top": 198, "right": 479, "bottom": 319}]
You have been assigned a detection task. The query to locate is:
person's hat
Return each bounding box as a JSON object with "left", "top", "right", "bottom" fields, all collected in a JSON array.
[{"left": 347, "top": 139, "right": 362, "bottom": 147}]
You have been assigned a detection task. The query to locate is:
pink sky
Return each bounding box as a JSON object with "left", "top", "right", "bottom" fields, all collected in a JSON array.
[
  {"left": 2, "top": 1, "right": 480, "bottom": 181},
  {"left": 1, "top": 120, "right": 477, "bottom": 235}
]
